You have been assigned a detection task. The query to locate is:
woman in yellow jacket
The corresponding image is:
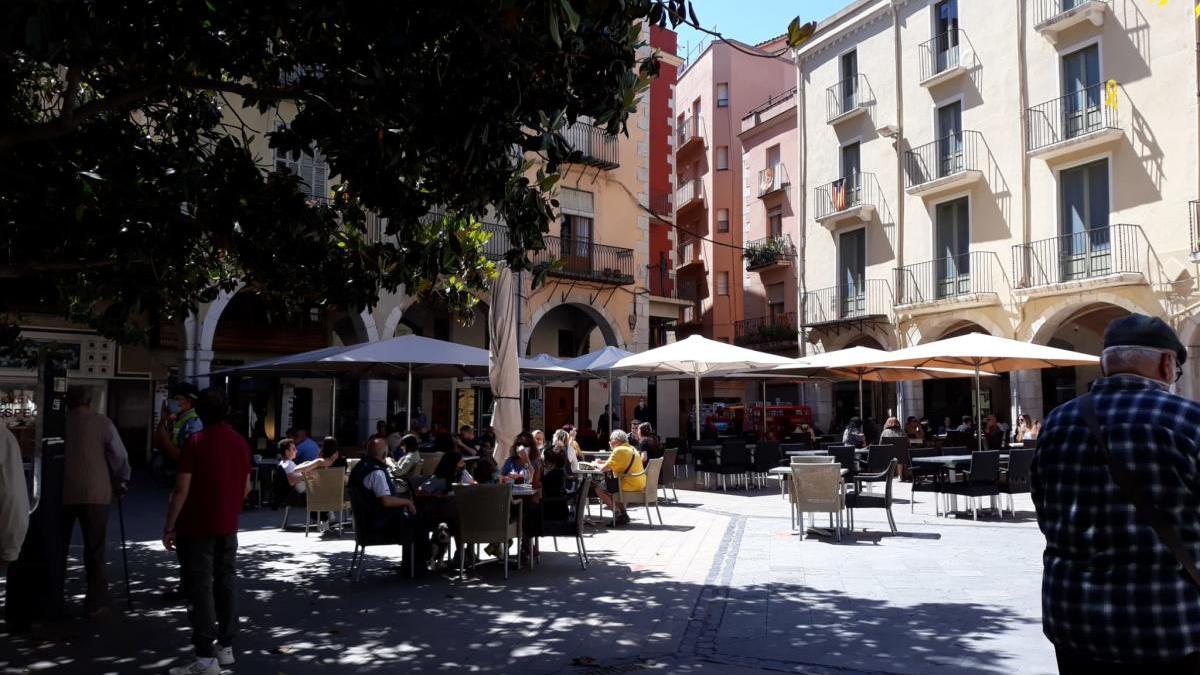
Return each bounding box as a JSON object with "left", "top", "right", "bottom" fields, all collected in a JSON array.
[{"left": 594, "top": 430, "right": 645, "bottom": 526}]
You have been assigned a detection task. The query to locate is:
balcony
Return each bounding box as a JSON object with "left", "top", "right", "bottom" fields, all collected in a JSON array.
[
  {"left": 895, "top": 251, "right": 1004, "bottom": 314},
  {"left": 803, "top": 279, "right": 893, "bottom": 327},
  {"left": 813, "top": 172, "right": 880, "bottom": 227},
  {"left": 562, "top": 121, "right": 619, "bottom": 170},
  {"left": 904, "top": 131, "right": 985, "bottom": 197},
  {"left": 677, "top": 114, "right": 706, "bottom": 155},
  {"left": 1033, "top": 0, "right": 1108, "bottom": 43},
  {"left": 918, "top": 30, "right": 975, "bottom": 88},
  {"left": 481, "top": 221, "right": 512, "bottom": 261},
  {"left": 675, "top": 178, "right": 706, "bottom": 217},
  {"left": 735, "top": 313, "right": 798, "bottom": 350},
  {"left": 1026, "top": 82, "right": 1122, "bottom": 160},
  {"left": 676, "top": 239, "right": 706, "bottom": 274},
  {"left": 530, "top": 236, "right": 634, "bottom": 285},
  {"left": 826, "top": 75, "right": 873, "bottom": 125},
  {"left": 758, "top": 163, "right": 790, "bottom": 198},
  {"left": 1191, "top": 200, "right": 1200, "bottom": 262},
  {"left": 1011, "top": 224, "right": 1149, "bottom": 297},
  {"left": 743, "top": 235, "right": 794, "bottom": 272},
  {"left": 677, "top": 298, "right": 705, "bottom": 338},
  {"left": 741, "top": 87, "right": 797, "bottom": 131}
]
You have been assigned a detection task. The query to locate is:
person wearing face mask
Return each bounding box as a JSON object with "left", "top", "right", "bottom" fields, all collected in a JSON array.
[
  {"left": 155, "top": 382, "right": 204, "bottom": 463},
  {"left": 1032, "top": 315, "right": 1200, "bottom": 672}
]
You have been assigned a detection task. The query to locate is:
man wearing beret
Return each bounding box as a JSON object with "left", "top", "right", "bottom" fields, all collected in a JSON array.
[{"left": 1033, "top": 314, "right": 1200, "bottom": 672}]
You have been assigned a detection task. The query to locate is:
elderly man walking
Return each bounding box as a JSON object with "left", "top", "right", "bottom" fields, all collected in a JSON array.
[
  {"left": 1032, "top": 314, "right": 1200, "bottom": 673},
  {"left": 62, "top": 387, "right": 130, "bottom": 619}
]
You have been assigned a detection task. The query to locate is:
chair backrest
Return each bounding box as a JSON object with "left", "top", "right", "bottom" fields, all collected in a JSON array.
[
  {"left": 779, "top": 443, "right": 806, "bottom": 455},
  {"left": 880, "top": 458, "right": 897, "bottom": 505},
  {"left": 660, "top": 447, "right": 678, "bottom": 487},
  {"left": 1022, "top": 438, "right": 1037, "bottom": 449},
  {"left": 866, "top": 445, "right": 893, "bottom": 474},
  {"left": 821, "top": 441, "right": 844, "bottom": 450},
  {"left": 947, "top": 430, "right": 975, "bottom": 448},
  {"left": 418, "top": 452, "right": 444, "bottom": 477},
  {"left": 967, "top": 451, "right": 1001, "bottom": 483},
  {"left": 790, "top": 463, "right": 842, "bottom": 511},
  {"left": 571, "top": 479, "right": 591, "bottom": 534},
  {"left": 1005, "top": 449, "right": 1035, "bottom": 488},
  {"left": 753, "top": 442, "right": 781, "bottom": 471},
  {"left": 643, "top": 457, "right": 664, "bottom": 495},
  {"left": 720, "top": 440, "right": 748, "bottom": 466},
  {"left": 878, "top": 435, "right": 909, "bottom": 449},
  {"left": 790, "top": 455, "right": 837, "bottom": 464},
  {"left": 304, "top": 468, "right": 347, "bottom": 512},
  {"left": 828, "top": 446, "right": 857, "bottom": 474},
  {"left": 455, "top": 483, "right": 514, "bottom": 544}
]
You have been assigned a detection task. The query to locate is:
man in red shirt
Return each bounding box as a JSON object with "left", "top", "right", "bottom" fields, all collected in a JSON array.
[{"left": 162, "top": 387, "right": 251, "bottom": 675}]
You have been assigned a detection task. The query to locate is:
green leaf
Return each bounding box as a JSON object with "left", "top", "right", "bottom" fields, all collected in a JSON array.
[
  {"left": 559, "top": 0, "right": 580, "bottom": 31},
  {"left": 786, "top": 18, "right": 816, "bottom": 49},
  {"left": 547, "top": 4, "right": 562, "bottom": 46}
]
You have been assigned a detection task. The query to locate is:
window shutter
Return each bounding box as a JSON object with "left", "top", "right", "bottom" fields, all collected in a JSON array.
[{"left": 559, "top": 188, "right": 595, "bottom": 216}]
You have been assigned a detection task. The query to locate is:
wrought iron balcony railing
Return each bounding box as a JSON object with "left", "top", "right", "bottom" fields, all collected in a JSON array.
[
  {"left": 675, "top": 178, "right": 705, "bottom": 212},
  {"left": 826, "top": 74, "right": 872, "bottom": 122},
  {"left": 1033, "top": 0, "right": 1109, "bottom": 27},
  {"left": 758, "top": 163, "right": 790, "bottom": 198},
  {"left": 743, "top": 235, "right": 794, "bottom": 271},
  {"left": 904, "top": 131, "right": 984, "bottom": 190},
  {"left": 742, "top": 87, "right": 797, "bottom": 122},
  {"left": 735, "top": 313, "right": 797, "bottom": 347},
  {"left": 562, "top": 121, "right": 619, "bottom": 169},
  {"left": 1026, "top": 82, "right": 1120, "bottom": 153},
  {"left": 530, "top": 236, "right": 634, "bottom": 285},
  {"left": 803, "top": 279, "right": 892, "bottom": 326},
  {"left": 813, "top": 172, "right": 880, "bottom": 221},
  {"left": 1011, "top": 223, "right": 1146, "bottom": 288},
  {"left": 677, "top": 114, "right": 706, "bottom": 150},
  {"left": 895, "top": 251, "right": 1003, "bottom": 306},
  {"left": 918, "top": 29, "right": 972, "bottom": 83}
]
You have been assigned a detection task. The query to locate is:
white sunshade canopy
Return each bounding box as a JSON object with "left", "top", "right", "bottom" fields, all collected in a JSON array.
[
  {"left": 211, "top": 334, "right": 491, "bottom": 378},
  {"left": 868, "top": 333, "right": 1099, "bottom": 373},
  {"left": 558, "top": 346, "right": 635, "bottom": 377},
  {"left": 609, "top": 334, "right": 795, "bottom": 376},
  {"left": 519, "top": 353, "right": 578, "bottom": 379}
]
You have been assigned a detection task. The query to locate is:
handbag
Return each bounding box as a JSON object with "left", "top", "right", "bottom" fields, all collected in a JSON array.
[
  {"left": 603, "top": 451, "right": 635, "bottom": 493},
  {"left": 1078, "top": 393, "right": 1200, "bottom": 589}
]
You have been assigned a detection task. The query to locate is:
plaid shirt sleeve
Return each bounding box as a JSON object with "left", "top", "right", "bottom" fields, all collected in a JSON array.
[{"left": 1032, "top": 375, "right": 1200, "bottom": 661}]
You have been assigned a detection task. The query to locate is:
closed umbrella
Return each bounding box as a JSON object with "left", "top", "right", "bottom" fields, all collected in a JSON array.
[
  {"left": 489, "top": 268, "right": 522, "bottom": 464},
  {"left": 824, "top": 334, "right": 1099, "bottom": 449},
  {"left": 609, "top": 335, "right": 795, "bottom": 439}
]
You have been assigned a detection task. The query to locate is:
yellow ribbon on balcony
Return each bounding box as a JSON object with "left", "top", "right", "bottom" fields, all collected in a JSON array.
[{"left": 1104, "top": 79, "right": 1118, "bottom": 110}]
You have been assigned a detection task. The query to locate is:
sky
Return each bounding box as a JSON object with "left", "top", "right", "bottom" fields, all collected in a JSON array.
[{"left": 672, "top": 0, "right": 851, "bottom": 61}]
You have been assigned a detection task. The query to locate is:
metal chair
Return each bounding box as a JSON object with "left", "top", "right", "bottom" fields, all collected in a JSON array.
[
  {"left": 455, "top": 483, "right": 521, "bottom": 579},
  {"left": 827, "top": 445, "right": 858, "bottom": 482},
  {"left": 539, "top": 480, "right": 592, "bottom": 569},
  {"left": 751, "top": 441, "right": 781, "bottom": 488},
  {"left": 943, "top": 451, "right": 1001, "bottom": 520},
  {"left": 999, "top": 449, "right": 1034, "bottom": 517},
  {"left": 659, "top": 447, "right": 679, "bottom": 502},
  {"left": 908, "top": 447, "right": 943, "bottom": 515},
  {"left": 847, "top": 459, "right": 898, "bottom": 534}
]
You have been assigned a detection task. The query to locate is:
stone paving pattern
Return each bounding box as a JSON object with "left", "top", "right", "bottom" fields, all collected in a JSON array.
[{"left": 1, "top": 476, "right": 1053, "bottom": 674}]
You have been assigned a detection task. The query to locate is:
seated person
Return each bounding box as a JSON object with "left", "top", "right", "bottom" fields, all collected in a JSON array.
[
  {"left": 387, "top": 434, "right": 423, "bottom": 491},
  {"left": 454, "top": 425, "right": 481, "bottom": 456},
  {"left": 319, "top": 437, "right": 346, "bottom": 468},
  {"left": 417, "top": 451, "right": 475, "bottom": 496},
  {"left": 955, "top": 415, "right": 974, "bottom": 433},
  {"left": 293, "top": 428, "right": 321, "bottom": 463},
  {"left": 500, "top": 446, "right": 533, "bottom": 483},
  {"left": 348, "top": 438, "right": 419, "bottom": 560},
  {"left": 593, "top": 430, "right": 645, "bottom": 527},
  {"left": 841, "top": 417, "right": 867, "bottom": 449},
  {"left": 792, "top": 422, "right": 817, "bottom": 445},
  {"left": 879, "top": 417, "right": 906, "bottom": 441},
  {"left": 276, "top": 439, "right": 308, "bottom": 495},
  {"left": 637, "top": 422, "right": 662, "bottom": 463},
  {"left": 904, "top": 416, "right": 925, "bottom": 442},
  {"left": 540, "top": 445, "right": 571, "bottom": 522}
]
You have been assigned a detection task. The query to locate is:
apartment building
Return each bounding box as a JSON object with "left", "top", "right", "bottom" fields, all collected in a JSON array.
[
  {"left": 784, "top": 0, "right": 1200, "bottom": 430},
  {"left": 673, "top": 37, "right": 794, "bottom": 406}
]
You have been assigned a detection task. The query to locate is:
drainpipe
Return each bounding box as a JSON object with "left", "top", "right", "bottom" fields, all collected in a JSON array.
[
  {"left": 890, "top": 1, "right": 906, "bottom": 419},
  {"left": 793, "top": 48, "right": 808, "bottom": 359}
]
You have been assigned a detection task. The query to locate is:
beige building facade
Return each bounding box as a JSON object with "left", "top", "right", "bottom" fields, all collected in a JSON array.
[{"left": 786, "top": 0, "right": 1200, "bottom": 430}]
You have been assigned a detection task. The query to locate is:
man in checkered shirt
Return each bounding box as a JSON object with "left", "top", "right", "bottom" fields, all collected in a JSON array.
[{"left": 1032, "top": 314, "right": 1200, "bottom": 673}]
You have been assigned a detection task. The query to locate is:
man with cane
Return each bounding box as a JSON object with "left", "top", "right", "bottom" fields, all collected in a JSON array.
[{"left": 62, "top": 386, "right": 130, "bottom": 620}]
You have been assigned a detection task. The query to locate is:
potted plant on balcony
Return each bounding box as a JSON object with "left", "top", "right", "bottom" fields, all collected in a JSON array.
[{"left": 744, "top": 237, "right": 788, "bottom": 270}]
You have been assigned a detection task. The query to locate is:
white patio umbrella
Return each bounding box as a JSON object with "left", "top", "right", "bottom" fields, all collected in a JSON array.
[
  {"left": 559, "top": 346, "right": 635, "bottom": 428},
  {"left": 609, "top": 335, "right": 795, "bottom": 439},
  {"left": 836, "top": 334, "right": 1099, "bottom": 449},
  {"left": 489, "top": 268, "right": 522, "bottom": 464},
  {"left": 210, "top": 334, "right": 492, "bottom": 432},
  {"left": 772, "top": 346, "right": 991, "bottom": 423},
  {"left": 520, "top": 354, "right": 578, "bottom": 429}
]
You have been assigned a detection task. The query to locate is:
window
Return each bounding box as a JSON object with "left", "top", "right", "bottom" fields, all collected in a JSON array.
[
  {"left": 559, "top": 188, "right": 594, "bottom": 259},
  {"left": 839, "top": 50, "right": 858, "bottom": 113},
  {"left": 768, "top": 282, "right": 786, "bottom": 322},
  {"left": 768, "top": 209, "right": 783, "bottom": 238},
  {"left": 717, "top": 83, "right": 730, "bottom": 107},
  {"left": 716, "top": 146, "right": 729, "bottom": 170},
  {"left": 717, "top": 208, "right": 730, "bottom": 233},
  {"left": 274, "top": 140, "right": 328, "bottom": 200},
  {"left": 766, "top": 145, "right": 781, "bottom": 169},
  {"left": 838, "top": 228, "right": 866, "bottom": 316},
  {"left": 717, "top": 271, "right": 730, "bottom": 296},
  {"left": 935, "top": 197, "right": 970, "bottom": 298}
]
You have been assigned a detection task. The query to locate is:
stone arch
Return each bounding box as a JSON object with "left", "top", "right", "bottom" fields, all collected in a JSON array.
[
  {"left": 910, "top": 313, "right": 1008, "bottom": 345},
  {"left": 523, "top": 298, "right": 625, "bottom": 356},
  {"left": 818, "top": 328, "right": 896, "bottom": 353},
  {"left": 1025, "top": 291, "right": 1160, "bottom": 345}
]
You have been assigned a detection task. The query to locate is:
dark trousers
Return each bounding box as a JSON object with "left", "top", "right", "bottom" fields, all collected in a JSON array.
[
  {"left": 176, "top": 534, "right": 238, "bottom": 658},
  {"left": 60, "top": 504, "right": 109, "bottom": 611},
  {"left": 1056, "top": 647, "right": 1200, "bottom": 674}
]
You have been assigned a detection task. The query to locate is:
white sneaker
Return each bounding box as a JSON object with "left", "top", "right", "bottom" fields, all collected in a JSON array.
[
  {"left": 168, "top": 658, "right": 219, "bottom": 675},
  {"left": 216, "top": 645, "right": 235, "bottom": 666}
]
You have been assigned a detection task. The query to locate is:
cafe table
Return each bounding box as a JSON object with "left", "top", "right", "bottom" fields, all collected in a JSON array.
[{"left": 909, "top": 454, "right": 1010, "bottom": 515}]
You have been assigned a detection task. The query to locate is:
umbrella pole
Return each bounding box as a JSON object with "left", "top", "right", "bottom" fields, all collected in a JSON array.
[
  {"left": 329, "top": 377, "right": 337, "bottom": 439},
  {"left": 858, "top": 374, "right": 864, "bottom": 422},
  {"left": 762, "top": 380, "right": 768, "bottom": 436},
  {"left": 694, "top": 373, "right": 701, "bottom": 441},
  {"left": 975, "top": 364, "right": 983, "bottom": 451},
  {"left": 406, "top": 369, "right": 413, "bottom": 432}
]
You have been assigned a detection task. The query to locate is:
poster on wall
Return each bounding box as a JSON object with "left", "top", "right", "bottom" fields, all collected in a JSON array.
[
  {"left": 280, "top": 384, "right": 295, "bottom": 437},
  {"left": 529, "top": 398, "right": 544, "bottom": 432}
]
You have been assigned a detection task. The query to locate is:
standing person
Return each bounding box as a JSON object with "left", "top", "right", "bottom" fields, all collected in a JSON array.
[
  {"left": 162, "top": 388, "right": 252, "bottom": 675},
  {"left": 1032, "top": 314, "right": 1200, "bottom": 672},
  {"left": 1, "top": 425, "right": 29, "bottom": 586},
  {"left": 633, "top": 397, "right": 652, "bottom": 428},
  {"left": 293, "top": 429, "right": 320, "bottom": 463},
  {"left": 598, "top": 404, "right": 612, "bottom": 438},
  {"left": 61, "top": 387, "right": 131, "bottom": 619},
  {"left": 155, "top": 382, "right": 203, "bottom": 462}
]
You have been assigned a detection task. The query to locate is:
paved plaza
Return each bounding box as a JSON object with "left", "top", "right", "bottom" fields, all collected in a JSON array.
[{"left": 2, "top": 477, "right": 1054, "bottom": 674}]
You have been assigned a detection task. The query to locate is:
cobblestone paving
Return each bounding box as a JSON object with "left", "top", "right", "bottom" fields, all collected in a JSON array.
[{"left": 1, "top": 478, "right": 1053, "bottom": 674}]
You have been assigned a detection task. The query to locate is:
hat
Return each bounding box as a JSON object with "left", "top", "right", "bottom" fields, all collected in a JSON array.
[
  {"left": 1103, "top": 314, "right": 1186, "bottom": 365},
  {"left": 170, "top": 381, "right": 201, "bottom": 400}
]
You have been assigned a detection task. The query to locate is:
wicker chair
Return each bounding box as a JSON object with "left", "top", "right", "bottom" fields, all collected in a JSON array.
[
  {"left": 455, "top": 483, "right": 521, "bottom": 579},
  {"left": 301, "top": 468, "right": 350, "bottom": 537},
  {"left": 789, "top": 463, "right": 844, "bottom": 541},
  {"left": 417, "top": 452, "right": 444, "bottom": 477},
  {"left": 615, "top": 457, "right": 665, "bottom": 525}
]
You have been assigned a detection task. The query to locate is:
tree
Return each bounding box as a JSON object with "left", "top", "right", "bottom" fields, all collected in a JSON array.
[{"left": 0, "top": 1, "right": 811, "bottom": 353}]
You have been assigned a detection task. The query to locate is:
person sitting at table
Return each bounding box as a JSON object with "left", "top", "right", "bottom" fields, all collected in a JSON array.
[
  {"left": 792, "top": 422, "right": 817, "bottom": 446},
  {"left": 388, "top": 434, "right": 423, "bottom": 489},
  {"left": 842, "top": 417, "right": 867, "bottom": 449},
  {"left": 938, "top": 416, "right": 953, "bottom": 435},
  {"left": 385, "top": 420, "right": 404, "bottom": 455},
  {"left": 532, "top": 429, "right": 545, "bottom": 455},
  {"left": 540, "top": 444, "right": 571, "bottom": 521},
  {"left": 348, "top": 438, "right": 419, "bottom": 569},
  {"left": 319, "top": 437, "right": 346, "bottom": 468},
  {"left": 501, "top": 446, "right": 534, "bottom": 484},
  {"left": 455, "top": 425, "right": 480, "bottom": 457},
  {"left": 1014, "top": 414, "right": 1035, "bottom": 443},
  {"left": 904, "top": 416, "right": 925, "bottom": 443},
  {"left": 879, "top": 417, "right": 905, "bottom": 442},
  {"left": 955, "top": 415, "right": 974, "bottom": 433},
  {"left": 919, "top": 417, "right": 933, "bottom": 439},
  {"left": 276, "top": 439, "right": 309, "bottom": 496},
  {"left": 593, "top": 430, "right": 645, "bottom": 527},
  {"left": 637, "top": 422, "right": 662, "bottom": 463},
  {"left": 557, "top": 427, "right": 581, "bottom": 470},
  {"left": 417, "top": 451, "right": 474, "bottom": 496},
  {"left": 984, "top": 415, "right": 1005, "bottom": 450}
]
